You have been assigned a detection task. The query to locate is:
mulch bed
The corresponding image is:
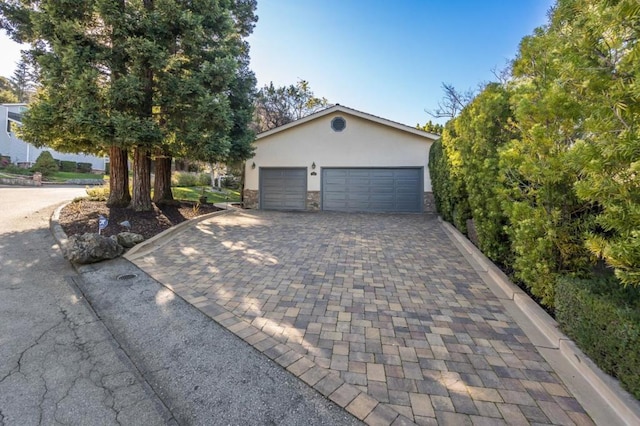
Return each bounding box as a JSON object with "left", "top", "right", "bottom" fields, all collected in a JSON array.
[{"left": 58, "top": 199, "right": 221, "bottom": 240}]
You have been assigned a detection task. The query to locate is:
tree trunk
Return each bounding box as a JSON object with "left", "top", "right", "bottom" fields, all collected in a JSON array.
[
  {"left": 130, "top": 146, "right": 153, "bottom": 211},
  {"left": 106, "top": 145, "right": 131, "bottom": 207},
  {"left": 153, "top": 153, "right": 175, "bottom": 205},
  {"left": 209, "top": 162, "right": 216, "bottom": 189},
  {"left": 130, "top": 0, "right": 155, "bottom": 212}
]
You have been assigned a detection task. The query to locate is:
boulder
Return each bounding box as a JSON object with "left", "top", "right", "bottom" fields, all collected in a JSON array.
[
  {"left": 114, "top": 232, "right": 145, "bottom": 248},
  {"left": 65, "top": 233, "right": 124, "bottom": 264}
]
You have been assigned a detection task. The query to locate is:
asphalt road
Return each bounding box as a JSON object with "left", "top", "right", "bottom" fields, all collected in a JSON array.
[
  {"left": 0, "top": 186, "right": 362, "bottom": 426},
  {"left": 0, "top": 186, "right": 173, "bottom": 425}
]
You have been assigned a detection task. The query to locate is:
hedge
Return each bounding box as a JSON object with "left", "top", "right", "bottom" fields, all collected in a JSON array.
[
  {"left": 77, "top": 162, "right": 92, "bottom": 173},
  {"left": 555, "top": 276, "right": 640, "bottom": 399},
  {"left": 60, "top": 160, "right": 77, "bottom": 172}
]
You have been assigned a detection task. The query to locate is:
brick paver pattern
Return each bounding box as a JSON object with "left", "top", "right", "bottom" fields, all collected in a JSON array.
[{"left": 134, "top": 210, "right": 594, "bottom": 426}]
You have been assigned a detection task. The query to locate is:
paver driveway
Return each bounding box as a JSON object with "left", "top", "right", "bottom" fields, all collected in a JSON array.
[{"left": 133, "top": 210, "right": 592, "bottom": 425}]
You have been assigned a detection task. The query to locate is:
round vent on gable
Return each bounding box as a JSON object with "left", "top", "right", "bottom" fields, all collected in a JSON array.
[{"left": 331, "top": 116, "right": 346, "bottom": 132}]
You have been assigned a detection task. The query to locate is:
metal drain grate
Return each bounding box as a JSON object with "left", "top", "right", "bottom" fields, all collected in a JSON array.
[{"left": 116, "top": 273, "right": 138, "bottom": 281}]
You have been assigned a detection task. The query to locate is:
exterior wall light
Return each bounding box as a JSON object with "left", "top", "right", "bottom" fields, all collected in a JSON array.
[
  {"left": 251, "top": 162, "right": 256, "bottom": 169},
  {"left": 311, "top": 162, "right": 316, "bottom": 170}
]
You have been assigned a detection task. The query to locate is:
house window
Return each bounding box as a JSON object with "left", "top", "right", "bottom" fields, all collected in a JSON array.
[{"left": 331, "top": 117, "right": 346, "bottom": 132}]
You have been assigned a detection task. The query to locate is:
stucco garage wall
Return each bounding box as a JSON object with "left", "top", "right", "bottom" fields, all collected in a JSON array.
[{"left": 244, "top": 112, "right": 434, "bottom": 194}]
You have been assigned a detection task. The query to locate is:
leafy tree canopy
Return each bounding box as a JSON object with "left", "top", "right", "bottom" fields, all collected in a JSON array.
[{"left": 253, "top": 79, "right": 329, "bottom": 132}]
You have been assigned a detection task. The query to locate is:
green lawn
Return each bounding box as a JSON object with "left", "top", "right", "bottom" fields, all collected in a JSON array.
[
  {"left": 49, "top": 171, "right": 106, "bottom": 181},
  {"left": 172, "top": 186, "right": 240, "bottom": 203}
]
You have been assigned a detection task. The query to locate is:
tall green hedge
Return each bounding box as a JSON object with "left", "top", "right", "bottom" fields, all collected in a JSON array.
[
  {"left": 454, "top": 83, "right": 515, "bottom": 267},
  {"left": 429, "top": 122, "right": 471, "bottom": 233},
  {"left": 428, "top": 139, "right": 452, "bottom": 222},
  {"left": 556, "top": 276, "right": 640, "bottom": 399}
]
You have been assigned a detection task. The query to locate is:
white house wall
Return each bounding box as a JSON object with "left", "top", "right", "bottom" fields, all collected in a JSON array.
[
  {"left": 1, "top": 104, "right": 106, "bottom": 171},
  {"left": 245, "top": 112, "right": 433, "bottom": 193}
]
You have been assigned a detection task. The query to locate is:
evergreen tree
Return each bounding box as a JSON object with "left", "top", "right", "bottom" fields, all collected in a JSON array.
[
  {"left": 31, "top": 150, "right": 58, "bottom": 177},
  {"left": 1, "top": 0, "right": 258, "bottom": 211},
  {"left": 0, "top": 76, "right": 18, "bottom": 103},
  {"left": 10, "top": 57, "right": 34, "bottom": 103}
]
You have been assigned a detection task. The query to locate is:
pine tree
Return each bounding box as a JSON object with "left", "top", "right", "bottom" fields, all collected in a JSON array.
[{"left": 10, "top": 58, "right": 33, "bottom": 103}]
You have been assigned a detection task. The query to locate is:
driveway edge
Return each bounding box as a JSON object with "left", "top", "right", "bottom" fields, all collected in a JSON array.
[
  {"left": 124, "top": 208, "right": 232, "bottom": 261},
  {"left": 439, "top": 217, "right": 640, "bottom": 426}
]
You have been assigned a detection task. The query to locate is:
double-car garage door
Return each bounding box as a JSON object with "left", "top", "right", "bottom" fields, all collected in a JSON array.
[{"left": 260, "top": 167, "right": 422, "bottom": 213}]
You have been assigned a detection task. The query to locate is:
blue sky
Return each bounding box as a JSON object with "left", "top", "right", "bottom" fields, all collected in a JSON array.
[{"left": 0, "top": 0, "right": 554, "bottom": 126}]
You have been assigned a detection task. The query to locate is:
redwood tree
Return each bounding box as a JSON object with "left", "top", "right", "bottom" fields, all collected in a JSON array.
[{"left": 1, "top": 0, "right": 258, "bottom": 211}]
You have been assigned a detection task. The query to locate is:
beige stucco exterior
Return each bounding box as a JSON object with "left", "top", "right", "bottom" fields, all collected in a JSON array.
[{"left": 243, "top": 105, "right": 438, "bottom": 211}]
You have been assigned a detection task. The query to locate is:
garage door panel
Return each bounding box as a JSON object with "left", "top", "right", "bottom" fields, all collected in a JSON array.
[
  {"left": 261, "top": 168, "right": 306, "bottom": 210},
  {"left": 322, "top": 168, "right": 422, "bottom": 213}
]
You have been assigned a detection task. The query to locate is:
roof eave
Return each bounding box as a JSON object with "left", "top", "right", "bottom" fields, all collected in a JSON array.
[{"left": 255, "top": 105, "right": 439, "bottom": 142}]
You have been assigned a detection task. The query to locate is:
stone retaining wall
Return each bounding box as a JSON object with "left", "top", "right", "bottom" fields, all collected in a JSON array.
[
  {"left": 243, "top": 189, "right": 259, "bottom": 209},
  {"left": 423, "top": 192, "right": 436, "bottom": 213},
  {"left": 0, "top": 177, "right": 40, "bottom": 186}
]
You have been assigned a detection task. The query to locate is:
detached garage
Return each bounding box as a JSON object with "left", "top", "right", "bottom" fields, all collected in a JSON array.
[{"left": 244, "top": 105, "right": 439, "bottom": 213}]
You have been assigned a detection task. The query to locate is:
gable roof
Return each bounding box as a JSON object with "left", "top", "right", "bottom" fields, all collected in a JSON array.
[{"left": 256, "top": 104, "right": 440, "bottom": 141}]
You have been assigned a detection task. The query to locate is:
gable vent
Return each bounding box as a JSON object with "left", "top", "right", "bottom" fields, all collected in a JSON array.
[{"left": 331, "top": 116, "right": 346, "bottom": 132}]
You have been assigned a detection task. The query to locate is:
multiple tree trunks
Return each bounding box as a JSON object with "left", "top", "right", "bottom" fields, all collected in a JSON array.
[{"left": 2, "top": 0, "right": 258, "bottom": 212}]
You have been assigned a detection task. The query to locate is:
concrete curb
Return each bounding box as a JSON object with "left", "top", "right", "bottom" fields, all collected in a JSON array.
[
  {"left": 123, "top": 208, "right": 232, "bottom": 261},
  {"left": 51, "top": 203, "right": 71, "bottom": 254},
  {"left": 51, "top": 202, "right": 232, "bottom": 262},
  {"left": 213, "top": 201, "right": 243, "bottom": 210},
  {"left": 439, "top": 217, "right": 640, "bottom": 426}
]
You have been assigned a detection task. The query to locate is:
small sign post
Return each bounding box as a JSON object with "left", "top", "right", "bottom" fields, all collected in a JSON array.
[{"left": 98, "top": 215, "right": 108, "bottom": 235}]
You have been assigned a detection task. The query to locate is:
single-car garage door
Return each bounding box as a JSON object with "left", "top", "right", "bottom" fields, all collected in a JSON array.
[
  {"left": 260, "top": 168, "right": 307, "bottom": 210},
  {"left": 322, "top": 168, "right": 422, "bottom": 213}
]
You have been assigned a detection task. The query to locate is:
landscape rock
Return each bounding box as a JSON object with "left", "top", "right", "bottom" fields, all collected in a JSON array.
[
  {"left": 115, "top": 232, "right": 145, "bottom": 248},
  {"left": 65, "top": 233, "right": 124, "bottom": 264}
]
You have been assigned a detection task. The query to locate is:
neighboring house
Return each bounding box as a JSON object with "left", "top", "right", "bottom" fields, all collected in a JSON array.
[
  {"left": 244, "top": 104, "right": 440, "bottom": 213},
  {"left": 0, "top": 103, "right": 107, "bottom": 171}
]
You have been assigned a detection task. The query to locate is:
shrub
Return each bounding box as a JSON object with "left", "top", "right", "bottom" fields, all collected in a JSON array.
[
  {"left": 32, "top": 151, "right": 59, "bottom": 177},
  {"left": 60, "top": 160, "right": 77, "bottom": 172},
  {"left": 2, "top": 164, "right": 31, "bottom": 175},
  {"left": 428, "top": 122, "right": 471, "bottom": 234},
  {"left": 222, "top": 175, "right": 240, "bottom": 189},
  {"left": 196, "top": 172, "right": 212, "bottom": 187},
  {"left": 555, "top": 275, "right": 640, "bottom": 399},
  {"left": 454, "top": 84, "right": 515, "bottom": 267},
  {"left": 85, "top": 184, "right": 110, "bottom": 201},
  {"left": 171, "top": 171, "right": 198, "bottom": 187},
  {"left": 429, "top": 140, "right": 452, "bottom": 222},
  {"left": 0, "top": 155, "right": 10, "bottom": 168},
  {"left": 77, "top": 162, "right": 92, "bottom": 173}
]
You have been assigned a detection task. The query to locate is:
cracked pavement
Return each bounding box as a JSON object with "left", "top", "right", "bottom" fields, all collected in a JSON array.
[{"left": 0, "top": 187, "right": 172, "bottom": 426}]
